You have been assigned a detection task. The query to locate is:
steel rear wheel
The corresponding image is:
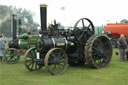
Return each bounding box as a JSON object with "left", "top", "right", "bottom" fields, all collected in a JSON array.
[
  {"left": 4, "top": 48, "right": 20, "bottom": 64},
  {"left": 85, "top": 34, "right": 112, "bottom": 68},
  {"left": 24, "top": 47, "right": 42, "bottom": 71},
  {"left": 45, "top": 48, "right": 68, "bottom": 75}
]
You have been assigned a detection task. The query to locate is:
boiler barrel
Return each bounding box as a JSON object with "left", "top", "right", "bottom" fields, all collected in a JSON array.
[{"left": 37, "top": 37, "right": 76, "bottom": 53}]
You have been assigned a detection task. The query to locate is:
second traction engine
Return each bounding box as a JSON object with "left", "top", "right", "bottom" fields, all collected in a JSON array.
[
  {"left": 4, "top": 14, "right": 39, "bottom": 64},
  {"left": 24, "top": 4, "right": 113, "bottom": 75}
]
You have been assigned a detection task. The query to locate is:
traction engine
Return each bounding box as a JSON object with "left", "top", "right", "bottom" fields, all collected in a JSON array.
[{"left": 24, "top": 4, "right": 113, "bottom": 75}]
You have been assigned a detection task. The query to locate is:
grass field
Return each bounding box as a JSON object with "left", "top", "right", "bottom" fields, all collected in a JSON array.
[{"left": 0, "top": 48, "right": 128, "bottom": 85}]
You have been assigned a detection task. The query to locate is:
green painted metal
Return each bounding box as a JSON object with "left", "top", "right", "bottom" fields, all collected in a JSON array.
[
  {"left": 19, "top": 39, "right": 28, "bottom": 49},
  {"left": 94, "top": 26, "right": 104, "bottom": 34},
  {"left": 23, "top": 33, "right": 29, "bottom": 39},
  {"left": 19, "top": 34, "right": 39, "bottom": 49},
  {"left": 28, "top": 35, "right": 39, "bottom": 45}
]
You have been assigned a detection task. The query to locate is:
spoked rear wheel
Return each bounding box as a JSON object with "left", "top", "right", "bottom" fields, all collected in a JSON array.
[
  {"left": 24, "top": 47, "right": 42, "bottom": 71},
  {"left": 45, "top": 48, "right": 68, "bottom": 75},
  {"left": 85, "top": 34, "right": 112, "bottom": 68},
  {"left": 4, "top": 48, "right": 20, "bottom": 64}
]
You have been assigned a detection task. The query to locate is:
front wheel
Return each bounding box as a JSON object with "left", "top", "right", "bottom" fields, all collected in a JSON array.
[
  {"left": 45, "top": 48, "right": 68, "bottom": 75},
  {"left": 4, "top": 48, "right": 20, "bottom": 64},
  {"left": 24, "top": 47, "right": 42, "bottom": 71}
]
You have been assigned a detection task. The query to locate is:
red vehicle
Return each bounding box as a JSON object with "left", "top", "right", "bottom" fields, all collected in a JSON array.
[{"left": 104, "top": 23, "right": 128, "bottom": 47}]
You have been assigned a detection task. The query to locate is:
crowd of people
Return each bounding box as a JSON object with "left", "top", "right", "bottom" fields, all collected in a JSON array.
[{"left": 118, "top": 34, "right": 128, "bottom": 61}]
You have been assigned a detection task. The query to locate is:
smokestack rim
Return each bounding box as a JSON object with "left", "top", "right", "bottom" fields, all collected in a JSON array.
[{"left": 40, "top": 4, "right": 47, "bottom": 7}]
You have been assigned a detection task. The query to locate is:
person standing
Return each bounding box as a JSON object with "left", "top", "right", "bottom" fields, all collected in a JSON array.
[
  {"left": 0, "top": 34, "right": 6, "bottom": 61},
  {"left": 117, "top": 34, "right": 127, "bottom": 61}
]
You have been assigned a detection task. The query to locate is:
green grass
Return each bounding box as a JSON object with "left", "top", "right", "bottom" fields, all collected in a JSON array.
[{"left": 0, "top": 48, "right": 128, "bottom": 85}]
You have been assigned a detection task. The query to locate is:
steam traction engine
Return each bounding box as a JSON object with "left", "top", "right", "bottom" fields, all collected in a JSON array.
[
  {"left": 24, "top": 4, "right": 113, "bottom": 75},
  {"left": 4, "top": 14, "right": 39, "bottom": 64}
]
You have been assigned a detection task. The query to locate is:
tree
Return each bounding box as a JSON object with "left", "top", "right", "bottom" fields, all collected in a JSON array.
[
  {"left": 10, "top": 6, "right": 39, "bottom": 30},
  {"left": 120, "top": 19, "right": 128, "bottom": 23},
  {"left": 0, "top": 5, "right": 12, "bottom": 37},
  {"left": 0, "top": 19, "right": 11, "bottom": 37},
  {"left": 0, "top": 5, "right": 39, "bottom": 37}
]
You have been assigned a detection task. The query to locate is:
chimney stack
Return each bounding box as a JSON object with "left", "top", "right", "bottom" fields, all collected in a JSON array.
[
  {"left": 40, "top": 4, "right": 47, "bottom": 32},
  {"left": 12, "top": 14, "right": 17, "bottom": 39}
]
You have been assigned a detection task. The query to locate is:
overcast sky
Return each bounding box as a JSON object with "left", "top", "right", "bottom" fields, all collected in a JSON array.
[{"left": 0, "top": 0, "right": 128, "bottom": 26}]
